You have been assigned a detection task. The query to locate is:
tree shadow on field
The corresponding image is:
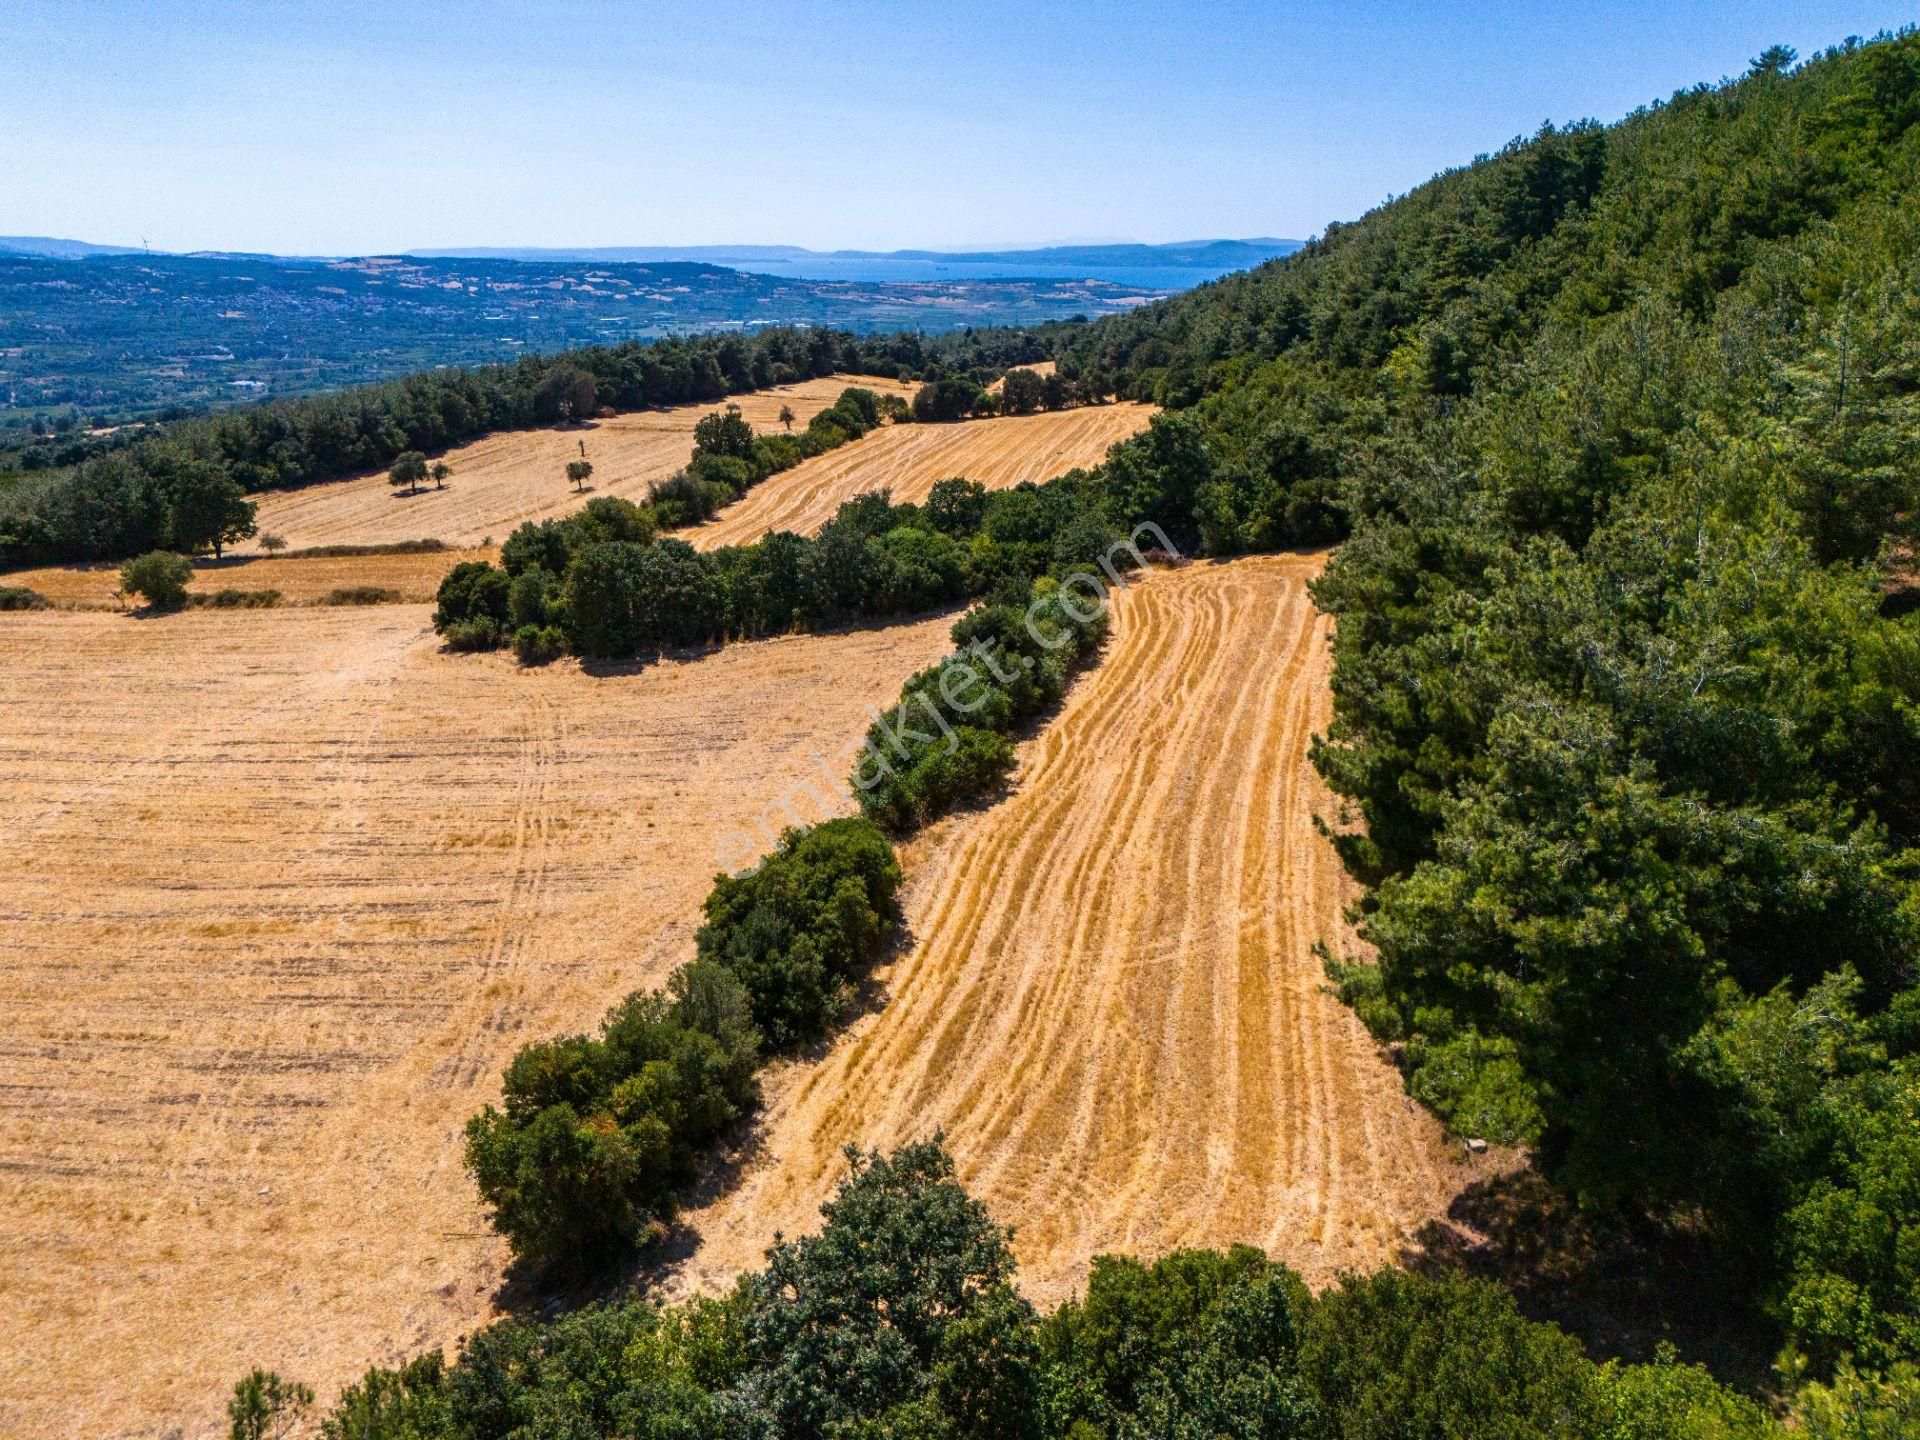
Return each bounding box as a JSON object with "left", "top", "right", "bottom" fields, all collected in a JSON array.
[
  {"left": 570, "top": 604, "right": 975, "bottom": 680},
  {"left": 1399, "top": 1166, "right": 1783, "bottom": 1401}
]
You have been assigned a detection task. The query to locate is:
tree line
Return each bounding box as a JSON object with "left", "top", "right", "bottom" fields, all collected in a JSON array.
[
  {"left": 248, "top": 1137, "right": 1898, "bottom": 1440},
  {"left": 0, "top": 327, "right": 1059, "bottom": 570},
  {"left": 431, "top": 388, "right": 1120, "bottom": 665}
]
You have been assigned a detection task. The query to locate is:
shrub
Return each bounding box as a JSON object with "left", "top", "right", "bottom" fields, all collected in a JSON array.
[
  {"left": 696, "top": 818, "right": 903, "bottom": 1048},
  {"left": 194, "top": 587, "right": 282, "bottom": 608},
  {"left": 512, "top": 624, "right": 567, "bottom": 665},
  {"left": 433, "top": 560, "right": 511, "bottom": 631},
  {"left": 508, "top": 566, "right": 556, "bottom": 628},
  {"left": 119, "top": 550, "right": 193, "bottom": 609},
  {"left": 500, "top": 517, "right": 574, "bottom": 577},
  {"left": 0, "top": 585, "right": 49, "bottom": 610},
  {"left": 912, "top": 377, "right": 983, "bottom": 423},
  {"left": 569, "top": 494, "right": 657, "bottom": 548},
  {"left": 464, "top": 962, "right": 760, "bottom": 1270},
  {"left": 321, "top": 586, "right": 399, "bottom": 606},
  {"left": 443, "top": 617, "right": 504, "bottom": 651}
]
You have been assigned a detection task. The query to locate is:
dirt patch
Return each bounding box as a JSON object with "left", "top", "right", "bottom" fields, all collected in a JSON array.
[
  {"left": 0, "top": 603, "right": 955, "bottom": 1439},
  {"left": 664, "top": 555, "right": 1498, "bottom": 1308}
]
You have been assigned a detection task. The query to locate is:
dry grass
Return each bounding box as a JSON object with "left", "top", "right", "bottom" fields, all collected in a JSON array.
[
  {"left": 2, "top": 546, "right": 499, "bottom": 610},
  {"left": 681, "top": 402, "right": 1156, "bottom": 550},
  {"left": 666, "top": 555, "right": 1498, "bottom": 1307},
  {"left": 243, "top": 374, "right": 917, "bottom": 552},
  {"left": 0, "top": 603, "right": 956, "bottom": 1439}
]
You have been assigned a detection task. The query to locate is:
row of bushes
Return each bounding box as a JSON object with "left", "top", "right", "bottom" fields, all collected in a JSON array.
[
  {"left": 272, "top": 1137, "right": 1872, "bottom": 1440},
  {"left": 854, "top": 568, "right": 1114, "bottom": 832},
  {"left": 437, "top": 452, "right": 1146, "bottom": 670},
  {"left": 651, "top": 385, "right": 901, "bottom": 529},
  {"left": 464, "top": 818, "right": 903, "bottom": 1271}
]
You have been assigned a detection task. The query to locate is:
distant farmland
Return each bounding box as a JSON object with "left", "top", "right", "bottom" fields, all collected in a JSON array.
[{"left": 242, "top": 374, "right": 917, "bottom": 552}]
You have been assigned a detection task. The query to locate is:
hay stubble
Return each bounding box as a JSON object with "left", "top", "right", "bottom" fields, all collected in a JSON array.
[{"left": 668, "top": 555, "right": 1487, "bottom": 1305}]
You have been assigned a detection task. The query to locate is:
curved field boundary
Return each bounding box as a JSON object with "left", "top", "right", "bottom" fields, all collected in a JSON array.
[
  {"left": 0, "top": 603, "right": 955, "bottom": 1439},
  {"left": 681, "top": 403, "right": 1157, "bottom": 550},
  {"left": 244, "top": 374, "right": 916, "bottom": 553},
  {"left": 667, "top": 555, "right": 1493, "bottom": 1305}
]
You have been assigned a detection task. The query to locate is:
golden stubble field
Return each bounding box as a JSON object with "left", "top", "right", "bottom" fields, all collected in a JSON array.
[
  {"left": 1, "top": 546, "right": 498, "bottom": 609},
  {"left": 242, "top": 373, "right": 917, "bottom": 552},
  {"left": 2, "top": 398, "right": 1153, "bottom": 607},
  {"left": 666, "top": 555, "right": 1497, "bottom": 1306},
  {"left": 681, "top": 402, "right": 1156, "bottom": 550},
  {"left": 0, "top": 603, "right": 956, "bottom": 1439}
]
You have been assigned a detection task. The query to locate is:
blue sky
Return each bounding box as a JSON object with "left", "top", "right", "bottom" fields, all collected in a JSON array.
[{"left": 1, "top": 0, "right": 1910, "bottom": 254}]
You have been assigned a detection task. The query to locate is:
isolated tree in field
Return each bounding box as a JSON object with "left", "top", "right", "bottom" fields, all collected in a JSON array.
[
  {"left": 119, "top": 551, "right": 193, "bottom": 610},
  {"left": 388, "top": 450, "right": 428, "bottom": 494},
  {"left": 226, "top": 1369, "right": 312, "bottom": 1440},
  {"left": 567, "top": 459, "right": 593, "bottom": 493},
  {"left": 258, "top": 532, "right": 287, "bottom": 554},
  {"left": 779, "top": 404, "right": 796, "bottom": 432},
  {"left": 429, "top": 461, "right": 452, "bottom": 491}
]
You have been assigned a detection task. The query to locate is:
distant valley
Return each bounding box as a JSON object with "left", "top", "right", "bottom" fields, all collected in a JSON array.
[{"left": 0, "top": 243, "right": 1209, "bottom": 422}]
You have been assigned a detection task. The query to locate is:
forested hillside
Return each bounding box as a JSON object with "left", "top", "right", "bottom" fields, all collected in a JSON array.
[{"left": 1041, "top": 31, "right": 1920, "bottom": 1384}]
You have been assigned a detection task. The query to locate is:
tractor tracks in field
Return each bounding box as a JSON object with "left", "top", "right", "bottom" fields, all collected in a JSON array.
[{"left": 668, "top": 554, "right": 1484, "bottom": 1304}]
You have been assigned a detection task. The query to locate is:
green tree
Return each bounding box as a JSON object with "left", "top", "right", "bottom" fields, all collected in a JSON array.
[
  {"left": 741, "top": 1140, "right": 1019, "bottom": 1437},
  {"left": 429, "top": 461, "right": 452, "bottom": 491},
  {"left": 227, "top": 1369, "right": 313, "bottom": 1440},
  {"left": 387, "top": 451, "right": 428, "bottom": 494},
  {"left": 1000, "top": 367, "right": 1045, "bottom": 414},
  {"left": 119, "top": 550, "right": 193, "bottom": 610},
  {"left": 164, "top": 460, "right": 256, "bottom": 557},
  {"left": 778, "top": 404, "right": 796, "bottom": 432},
  {"left": 567, "top": 458, "right": 593, "bottom": 493}
]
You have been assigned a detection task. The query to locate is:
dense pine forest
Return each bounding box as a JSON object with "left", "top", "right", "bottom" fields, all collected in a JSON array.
[{"left": 134, "top": 28, "right": 1919, "bottom": 1438}]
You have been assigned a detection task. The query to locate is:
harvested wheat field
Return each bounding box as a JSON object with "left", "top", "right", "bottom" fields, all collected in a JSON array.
[
  {"left": 2, "top": 546, "right": 497, "bottom": 609},
  {"left": 242, "top": 373, "right": 917, "bottom": 552},
  {"left": 0, "top": 603, "right": 955, "bottom": 1440},
  {"left": 668, "top": 554, "right": 1498, "bottom": 1307},
  {"left": 681, "top": 401, "right": 1156, "bottom": 550}
]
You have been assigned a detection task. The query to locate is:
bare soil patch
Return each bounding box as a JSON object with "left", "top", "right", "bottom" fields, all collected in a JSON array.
[{"left": 0, "top": 603, "right": 954, "bottom": 1439}]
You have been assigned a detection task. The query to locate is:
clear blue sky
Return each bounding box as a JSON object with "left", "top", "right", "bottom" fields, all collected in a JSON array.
[{"left": 2, "top": 0, "right": 1910, "bottom": 255}]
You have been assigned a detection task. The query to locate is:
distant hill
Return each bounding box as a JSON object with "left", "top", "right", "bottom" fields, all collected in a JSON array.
[
  {"left": 409, "top": 239, "right": 1305, "bottom": 288},
  {"left": 0, "top": 235, "right": 150, "bottom": 260},
  {"left": 0, "top": 250, "right": 1159, "bottom": 421}
]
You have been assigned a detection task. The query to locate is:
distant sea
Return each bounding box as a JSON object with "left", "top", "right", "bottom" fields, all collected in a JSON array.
[{"left": 720, "top": 257, "right": 1248, "bottom": 289}]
